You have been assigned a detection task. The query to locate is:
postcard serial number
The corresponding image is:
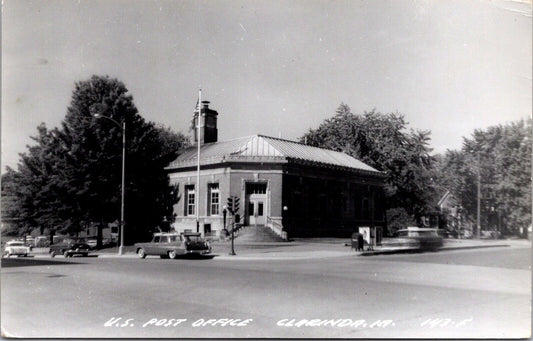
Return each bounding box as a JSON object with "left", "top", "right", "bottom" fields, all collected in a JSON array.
[{"left": 420, "top": 318, "right": 473, "bottom": 328}]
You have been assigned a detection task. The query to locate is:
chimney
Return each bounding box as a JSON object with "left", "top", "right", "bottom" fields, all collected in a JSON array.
[{"left": 192, "top": 100, "right": 218, "bottom": 145}]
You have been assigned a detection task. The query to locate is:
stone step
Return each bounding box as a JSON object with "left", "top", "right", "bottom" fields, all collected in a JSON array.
[{"left": 235, "top": 225, "right": 286, "bottom": 242}]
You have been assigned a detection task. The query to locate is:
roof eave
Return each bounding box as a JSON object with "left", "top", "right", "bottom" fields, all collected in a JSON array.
[
  {"left": 286, "top": 158, "right": 386, "bottom": 177},
  {"left": 165, "top": 156, "right": 289, "bottom": 171}
]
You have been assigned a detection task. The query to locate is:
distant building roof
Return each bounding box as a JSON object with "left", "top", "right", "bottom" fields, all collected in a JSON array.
[
  {"left": 166, "top": 135, "right": 383, "bottom": 175},
  {"left": 437, "top": 190, "right": 451, "bottom": 208}
]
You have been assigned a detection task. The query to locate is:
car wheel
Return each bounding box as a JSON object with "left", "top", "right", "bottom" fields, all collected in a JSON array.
[
  {"left": 50, "top": 251, "right": 56, "bottom": 258},
  {"left": 137, "top": 248, "right": 146, "bottom": 259},
  {"left": 168, "top": 250, "right": 177, "bottom": 259}
]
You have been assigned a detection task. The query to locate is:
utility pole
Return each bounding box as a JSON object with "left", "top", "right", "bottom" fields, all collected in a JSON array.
[{"left": 196, "top": 89, "right": 202, "bottom": 234}]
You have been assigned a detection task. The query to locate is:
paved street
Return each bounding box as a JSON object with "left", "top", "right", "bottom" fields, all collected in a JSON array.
[{"left": 1, "top": 242, "right": 530, "bottom": 338}]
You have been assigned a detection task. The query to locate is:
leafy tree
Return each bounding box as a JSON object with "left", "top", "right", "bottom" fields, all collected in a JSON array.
[
  {"left": 386, "top": 207, "right": 416, "bottom": 233},
  {"left": 301, "top": 104, "right": 435, "bottom": 232},
  {"left": 436, "top": 119, "right": 532, "bottom": 236},
  {"left": 1, "top": 168, "right": 26, "bottom": 236},
  {"left": 1, "top": 124, "right": 79, "bottom": 238},
  {"left": 2, "top": 75, "right": 189, "bottom": 244}
]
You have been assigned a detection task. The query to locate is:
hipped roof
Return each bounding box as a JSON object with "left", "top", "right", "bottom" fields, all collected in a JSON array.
[{"left": 166, "top": 135, "right": 382, "bottom": 175}]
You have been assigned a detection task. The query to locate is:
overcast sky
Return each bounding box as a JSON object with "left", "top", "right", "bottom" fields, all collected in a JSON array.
[{"left": 2, "top": 0, "right": 531, "bottom": 171}]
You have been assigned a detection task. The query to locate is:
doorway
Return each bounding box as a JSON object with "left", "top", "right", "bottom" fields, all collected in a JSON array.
[{"left": 245, "top": 182, "right": 267, "bottom": 226}]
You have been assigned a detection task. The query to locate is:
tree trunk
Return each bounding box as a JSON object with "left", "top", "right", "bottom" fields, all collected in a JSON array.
[
  {"left": 50, "top": 230, "right": 55, "bottom": 245},
  {"left": 97, "top": 222, "right": 103, "bottom": 248}
]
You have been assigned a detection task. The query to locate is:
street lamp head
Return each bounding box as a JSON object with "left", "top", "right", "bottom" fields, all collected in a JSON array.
[{"left": 92, "top": 113, "right": 123, "bottom": 130}]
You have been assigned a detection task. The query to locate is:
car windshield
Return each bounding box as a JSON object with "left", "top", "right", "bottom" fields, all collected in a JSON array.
[
  {"left": 397, "top": 229, "right": 439, "bottom": 238},
  {"left": 8, "top": 242, "right": 25, "bottom": 246}
]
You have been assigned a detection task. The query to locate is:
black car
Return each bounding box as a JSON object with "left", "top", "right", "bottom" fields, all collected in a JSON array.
[{"left": 49, "top": 242, "right": 91, "bottom": 258}]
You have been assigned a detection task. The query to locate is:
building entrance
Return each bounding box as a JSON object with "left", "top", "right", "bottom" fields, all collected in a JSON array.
[{"left": 245, "top": 183, "right": 267, "bottom": 226}]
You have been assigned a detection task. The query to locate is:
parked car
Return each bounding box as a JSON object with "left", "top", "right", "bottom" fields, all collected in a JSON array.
[
  {"left": 34, "top": 236, "right": 51, "bottom": 247},
  {"left": 86, "top": 238, "right": 97, "bottom": 249},
  {"left": 2, "top": 240, "right": 31, "bottom": 258},
  {"left": 135, "top": 232, "right": 211, "bottom": 259},
  {"left": 49, "top": 241, "right": 91, "bottom": 258},
  {"left": 394, "top": 227, "right": 444, "bottom": 251},
  {"left": 24, "top": 236, "right": 35, "bottom": 248},
  {"left": 460, "top": 229, "right": 473, "bottom": 239}
]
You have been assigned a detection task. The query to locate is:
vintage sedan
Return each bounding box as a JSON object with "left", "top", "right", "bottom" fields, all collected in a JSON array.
[
  {"left": 394, "top": 227, "right": 444, "bottom": 251},
  {"left": 49, "top": 242, "right": 91, "bottom": 258},
  {"left": 2, "top": 241, "right": 31, "bottom": 258},
  {"left": 135, "top": 232, "right": 211, "bottom": 259}
]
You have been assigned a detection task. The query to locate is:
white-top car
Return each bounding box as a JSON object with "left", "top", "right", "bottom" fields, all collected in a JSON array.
[
  {"left": 2, "top": 241, "right": 31, "bottom": 258},
  {"left": 394, "top": 227, "right": 444, "bottom": 251}
]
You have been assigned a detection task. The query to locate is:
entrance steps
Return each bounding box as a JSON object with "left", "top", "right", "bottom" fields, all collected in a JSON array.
[{"left": 235, "top": 225, "right": 287, "bottom": 243}]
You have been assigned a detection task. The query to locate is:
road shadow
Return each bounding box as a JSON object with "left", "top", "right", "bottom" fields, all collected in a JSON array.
[
  {"left": 173, "top": 254, "right": 216, "bottom": 260},
  {"left": 1, "top": 258, "right": 82, "bottom": 268}
]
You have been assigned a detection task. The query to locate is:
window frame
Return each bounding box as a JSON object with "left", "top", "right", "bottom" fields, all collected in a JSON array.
[
  {"left": 208, "top": 183, "right": 220, "bottom": 216},
  {"left": 185, "top": 185, "right": 196, "bottom": 216}
]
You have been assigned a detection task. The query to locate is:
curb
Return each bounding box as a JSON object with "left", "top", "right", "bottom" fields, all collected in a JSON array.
[
  {"left": 212, "top": 250, "right": 350, "bottom": 261},
  {"left": 359, "top": 244, "right": 510, "bottom": 256}
]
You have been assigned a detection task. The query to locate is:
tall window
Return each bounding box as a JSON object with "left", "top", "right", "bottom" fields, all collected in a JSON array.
[
  {"left": 362, "top": 198, "right": 370, "bottom": 220},
  {"left": 208, "top": 184, "right": 220, "bottom": 216},
  {"left": 185, "top": 185, "right": 195, "bottom": 216}
]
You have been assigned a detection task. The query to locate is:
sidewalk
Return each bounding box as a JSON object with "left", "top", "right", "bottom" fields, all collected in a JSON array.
[{"left": 25, "top": 238, "right": 530, "bottom": 260}]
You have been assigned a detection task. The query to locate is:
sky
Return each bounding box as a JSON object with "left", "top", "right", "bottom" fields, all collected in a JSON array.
[{"left": 2, "top": 0, "right": 531, "bottom": 171}]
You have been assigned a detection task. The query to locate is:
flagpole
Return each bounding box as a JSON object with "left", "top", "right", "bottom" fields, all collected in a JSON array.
[{"left": 196, "top": 88, "right": 202, "bottom": 233}]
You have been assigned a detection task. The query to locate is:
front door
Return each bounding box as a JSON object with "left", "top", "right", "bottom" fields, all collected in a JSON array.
[{"left": 248, "top": 197, "right": 266, "bottom": 225}]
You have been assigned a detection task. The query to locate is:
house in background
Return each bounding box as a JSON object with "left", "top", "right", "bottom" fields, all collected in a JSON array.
[
  {"left": 166, "top": 101, "right": 387, "bottom": 240},
  {"left": 433, "top": 190, "right": 472, "bottom": 237}
]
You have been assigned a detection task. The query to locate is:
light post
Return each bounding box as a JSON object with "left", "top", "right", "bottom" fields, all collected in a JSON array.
[
  {"left": 476, "top": 151, "right": 481, "bottom": 239},
  {"left": 93, "top": 114, "right": 126, "bottom": 255},
  {"left": 223, "top": 205, "right": 227, "bottom": 231}
]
